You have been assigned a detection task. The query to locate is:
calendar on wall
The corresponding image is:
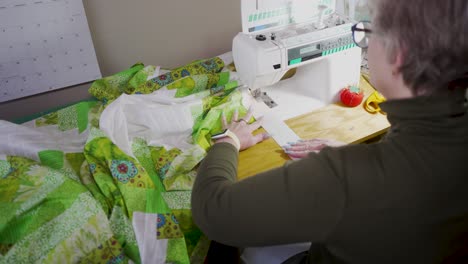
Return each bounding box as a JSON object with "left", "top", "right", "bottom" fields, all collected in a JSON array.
[{"left": 0, "top": 0, "right": 101, "bottom": 103}]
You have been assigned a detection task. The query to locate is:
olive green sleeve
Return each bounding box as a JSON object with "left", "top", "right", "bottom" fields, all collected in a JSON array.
[{"left": 191, "top": 142, "right": 346, "bottom": 247}]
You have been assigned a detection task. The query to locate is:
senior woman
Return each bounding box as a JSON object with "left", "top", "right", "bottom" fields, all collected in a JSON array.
[{"left": 192, "top": 0, "right": 468, "bottom": 263}]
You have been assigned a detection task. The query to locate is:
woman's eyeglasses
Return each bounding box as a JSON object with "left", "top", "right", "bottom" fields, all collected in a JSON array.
[{"left": 351, "top": 21, "right": 372, "bottom": 48}]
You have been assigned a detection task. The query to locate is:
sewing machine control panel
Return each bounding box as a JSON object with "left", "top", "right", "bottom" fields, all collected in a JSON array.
[{"left": 287, "top": 34, "right": 355, "bottom": 66}]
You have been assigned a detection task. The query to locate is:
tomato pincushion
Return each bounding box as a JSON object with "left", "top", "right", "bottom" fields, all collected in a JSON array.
[{"left": 340, "top": 85, "right": 364, "bottom": 107}]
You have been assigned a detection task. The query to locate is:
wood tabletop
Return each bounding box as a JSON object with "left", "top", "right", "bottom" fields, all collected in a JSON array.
[{"left": 237, "top": 75, "right": 390, "bottom": 180}]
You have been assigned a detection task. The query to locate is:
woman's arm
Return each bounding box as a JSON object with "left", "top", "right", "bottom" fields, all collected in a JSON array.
[{"left": 191, "top": 142, "right": 347, "bottom": 247}]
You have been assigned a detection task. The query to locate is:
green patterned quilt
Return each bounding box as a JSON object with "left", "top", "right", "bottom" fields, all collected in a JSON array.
[{"left": 0, "top": 55, "right": 247, "bottom": 263}]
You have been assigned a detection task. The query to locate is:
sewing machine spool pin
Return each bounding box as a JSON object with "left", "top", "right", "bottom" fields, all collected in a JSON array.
[{"left": 315, "top": 4, "right": 328, "bottom": 29}]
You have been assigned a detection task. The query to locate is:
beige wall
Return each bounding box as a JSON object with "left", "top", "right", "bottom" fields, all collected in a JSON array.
[{"left": 0, "top": 0, "right": 241, "bottom": 121}]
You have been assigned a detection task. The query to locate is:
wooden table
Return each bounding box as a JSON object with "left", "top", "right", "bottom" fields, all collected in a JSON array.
[{"left": 237, "top": 75, "right": 390, "bottom": 180}]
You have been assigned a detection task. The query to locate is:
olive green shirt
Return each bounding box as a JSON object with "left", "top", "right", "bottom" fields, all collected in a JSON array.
[{"left": 192, "top": 89, "right": 468, "bottom": 263}]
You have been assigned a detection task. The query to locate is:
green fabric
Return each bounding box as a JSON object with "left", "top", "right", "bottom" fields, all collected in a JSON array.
[
  {"left": 13, "top": 99, "right": 97, "bottom": 125},
  {"left": 150, "top": 145, "right": 206, "bottom": 191},
  {"left": 89, "top": 63, "right": 145, "bottom": 104},
  {"left": 172, "top": 72, "right": 231, "bottom": 98},
  {"left": 217, "top": 71, "right": 230, "bottom": 87},
  {"left": 1, "top": 55, "right": 249, "bottom": 263},
  {"left": 132, "top": 138, "right": 166, "bottom": 192},
  {"left": 192, "top": 90, "right": 247, "bottom": 150},
  {"left": 84, "top": 136, "right": 155, "bottom": 216},
  {"left": 77, "top": 236, "right": 128, "bottom": 264},
  {"left": 57, "top": 105, "right": 78, "bottom": 131},
  {"left": 77, "top": 101, "right": 98, "bottom": 133},
  {"left": 0, "top": 154, "right": 123, "bottom": 263},
  {"left": 166, "top": 238, "right": 190, "bottom": 264},
  {"left": 88, "top": 57, "right": 225, "bottom": 105},
  {"left": 128, "top": 65, "right": 157, "bottom": 91},
  {"left": 65, "top": 153, "right": 86, "bottom": 176},
  {"left": 126, "top": 57, "right": 225, "bottom": 95},
  {"left": 35, "top": 111, "right": 58, "bottom": 127},
  {"left": 151, "top": 146, "right": 182, "bottom": 181},
  {"left": 88, "top": 103, "right": 105, "bottom": 129},
  {"left": 38, "top": 150, "right": 64, "bottom": 170},
  {"left": 161, "top": 191, "right": 191, "bottom": 210},
  {"left": 109, "top": 206, "right": 140, "bottom": 263},
  {"left": 0, "top": 160, "right": 11, "bottom": 179},
  {"left": 189, "top": 235, "right": 211, "bottom": 264},
  {"left": 225, "top": 80, "right": 239, "bottom": 90},
  {"left": 146, "top": 189, "right": 171, "bottom": 214},
  {"left": 173, "top": 209, "right": 203, "bottom": 256},
  {"left": 34, "top": 100, "right": 101, "bottom": 132}
]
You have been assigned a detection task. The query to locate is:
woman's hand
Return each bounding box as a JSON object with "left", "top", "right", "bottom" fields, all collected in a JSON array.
[
  {"left": 283, "top": 138, "right": 346, "bottom": 159},
  {"left": 216, "top": 108, "right": 269, "bottom": 151}
]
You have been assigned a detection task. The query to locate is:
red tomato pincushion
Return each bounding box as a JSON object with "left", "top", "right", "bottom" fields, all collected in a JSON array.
[{"left": 340, "top": 86, "right": 364, "bottom": 107}]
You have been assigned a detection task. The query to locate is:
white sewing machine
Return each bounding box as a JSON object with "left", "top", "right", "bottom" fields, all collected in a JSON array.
[{"left": 233, "top": 0, "right": 362, "bottom": 121}]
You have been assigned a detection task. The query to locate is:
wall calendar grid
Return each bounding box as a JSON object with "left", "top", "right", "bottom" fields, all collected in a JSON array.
[{"left": 0, "top": 0, "right": 101, "bottom": 103}]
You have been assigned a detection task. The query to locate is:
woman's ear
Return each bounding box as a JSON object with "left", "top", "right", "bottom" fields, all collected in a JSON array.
[
  {"left": 388, "top": 47, "right": 414, "bottom": 98},
  {"left": 391, "top": 49, "right": 405, "bottom": 76}
]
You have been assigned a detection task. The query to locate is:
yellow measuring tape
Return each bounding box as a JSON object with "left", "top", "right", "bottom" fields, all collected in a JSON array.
[{"left": 364, "top": 91, "right": 386, "bottom": 114}]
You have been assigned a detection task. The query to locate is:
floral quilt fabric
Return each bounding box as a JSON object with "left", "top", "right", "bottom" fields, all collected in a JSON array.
[{"left": 0, "top": 55, "right": 248, "bottom": 263}]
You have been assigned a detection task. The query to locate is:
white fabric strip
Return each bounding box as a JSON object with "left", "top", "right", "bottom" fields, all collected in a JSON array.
[{"left": 132, "top": 212, "right": 168, "bottom": 264}]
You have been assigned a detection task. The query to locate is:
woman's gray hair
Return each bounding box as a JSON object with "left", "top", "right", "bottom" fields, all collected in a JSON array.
[{"left": 370, "top": 0, "right": 468, "bottom": 95}]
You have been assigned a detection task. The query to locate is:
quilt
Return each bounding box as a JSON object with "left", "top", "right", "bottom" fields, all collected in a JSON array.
[{"left": 0, "top": 53, "right": 251, "bottom": 263}]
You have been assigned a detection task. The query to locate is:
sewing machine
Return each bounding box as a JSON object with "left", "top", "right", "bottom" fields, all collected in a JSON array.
[{"left": 233, "top": 0, "right": 362, "bottom": 121}]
